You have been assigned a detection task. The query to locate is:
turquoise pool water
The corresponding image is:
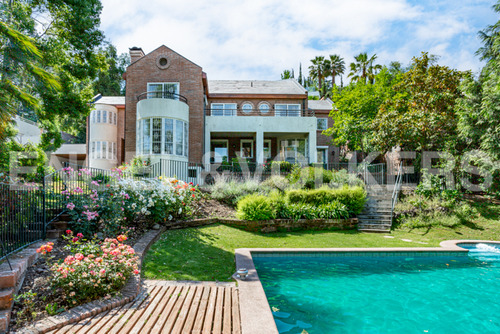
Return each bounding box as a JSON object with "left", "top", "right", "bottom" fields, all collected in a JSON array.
[{"left": 253, "top": 244, "right": 500, "bottom": 334}]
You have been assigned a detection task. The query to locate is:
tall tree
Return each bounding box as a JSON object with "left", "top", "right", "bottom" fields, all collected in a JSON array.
[
  {"left": 348, "top": 52, "right": 382, "bottom": 84},
  {"left": 328, "top": 54, "right": 345, "bottom": 86},
  {"left": 281, "top": 69, "right": 292, "bottom": 79},
  {"left": 325, "top": 68, "right": 400, "bottom": 152},
  {"left": 1, "top": 0, "right": 106, "bottom": 149},
  {"left": 309, "top": 56, "right": 327, "bottom": 97},
  {"left": 95, "top": 43, "right": 129, "bottom": 96},
  {"left": 298, "top": 63, "right": 303, "bottom": 86},
  {"left": 0, "top": 2, "right": 60, "bottom": 140},
  {"left": 372, "top": 52, "right": 465, "bottom": 152}
]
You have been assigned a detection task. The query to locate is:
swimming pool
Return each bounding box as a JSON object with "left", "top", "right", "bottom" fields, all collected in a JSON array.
[{"left": 252, "top": 243, "right": 500, "bottom": 334}]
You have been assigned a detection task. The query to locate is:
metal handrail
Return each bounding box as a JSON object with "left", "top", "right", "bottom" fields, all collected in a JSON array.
[
  {"left": 137, "top": 91, "right": 188, "bottom": 104},
  {"left": 390, "top": 162, "right": 403, "bottom": 226},
  {"left": 206, "top": 108, "right": 315, "bottom": 117}
]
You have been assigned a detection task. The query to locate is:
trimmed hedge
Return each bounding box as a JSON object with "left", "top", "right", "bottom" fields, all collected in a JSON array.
[
  {"left": 278, "top": 201, "right": 349, "bottom": 220},
  {"left": 236, "top": 194, "right": 276, "bottom": 220},
  {"left": 285, "top": 186, "right": 367, "bottom": 215}
]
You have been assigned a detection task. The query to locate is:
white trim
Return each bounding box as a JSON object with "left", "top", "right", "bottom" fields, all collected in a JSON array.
[
  {"left": 264, "top": 139, "right": 271, "bottom": 160},
  {"left": 258, "top": 102, "right": 270, "bottom": 114},
  {"left": 211, "top": 103, "right": 237, "bottom": 116},
  {"left": 241, "top": 102, "right": 253, "bottom": 113},
  {"left": 240, "top": 139, "right": 254, "bottom": 158}
]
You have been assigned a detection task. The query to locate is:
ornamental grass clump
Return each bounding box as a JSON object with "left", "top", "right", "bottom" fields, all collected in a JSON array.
[
  {"left": 236, "top": 194, "right": 276, "bottom": 220},
  {"left": 50, "top": 235, "right": 139, "bottom": 305}
]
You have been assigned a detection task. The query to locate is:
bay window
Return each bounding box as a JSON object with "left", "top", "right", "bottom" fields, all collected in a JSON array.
[{"left": 137, "top": 118, "right": 188, "bottom": 157}]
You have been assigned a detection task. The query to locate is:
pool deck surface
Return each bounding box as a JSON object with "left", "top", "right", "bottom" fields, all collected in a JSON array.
[{"left": 46, "top": 280, "right": 241, "bottom": 334}]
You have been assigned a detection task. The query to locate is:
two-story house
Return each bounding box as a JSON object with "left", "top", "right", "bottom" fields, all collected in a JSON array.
[{"left": 87, "top": 45, "right": 337, "bottom": 172}]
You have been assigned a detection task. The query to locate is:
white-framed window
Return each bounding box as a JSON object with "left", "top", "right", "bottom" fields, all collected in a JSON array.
[
  {"left": 241, "top": 103, "right": 253, "bottom": 113},
  {"left": 259, "top": 102, "right": 270, "bottom": 113},
  {"left": 275, "top": 104, "right": 301, "bottom": 117},
  {"left": 147, "top": 82, "right": 180, "bottom": 99},
  {"left": 211, "top": 140, "right": 229, "bottom": 163},
  {"left": 91, "top": 110, "right": 96, "bottom": 123},
  {"left": 240, "top": 139, "right": 254, "bottom": 158},
  {"left": 90, "top": 141, "right": 117, "bottom": 160},
  {"left": 317, "top": 118, "right": 328, "bottom": 130},
  {"left": 97, "top": 110, "right": 101, "bottom": 123},
  {"left": 102, "top": 110, "right": 107, "bottom": 123},
  {"left": 137, "top": 118, "right": 188, "bottom": 157},
  {"left": 108, "top": 112, "right": 113, "bottom": 124},
  {"left": 211, "top": 103, "right": 237, "bottom": 116},
  {"left": 113, "top": 112, "right": 117, "bottom": 125},
  {"left": 264, "top": 139, "right": 272, "bottom": 160}
]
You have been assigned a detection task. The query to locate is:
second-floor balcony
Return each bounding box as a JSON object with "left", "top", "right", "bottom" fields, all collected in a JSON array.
[
  {"left": 137, "top": 91, "right": 188, "bottom": 104},
  {"left": 205, "top": 107, "right": 315, "bottom": 117}
]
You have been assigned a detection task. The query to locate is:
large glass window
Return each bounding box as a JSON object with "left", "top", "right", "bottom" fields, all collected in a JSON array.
[
  {"left": 211, "top": 103, "right": 237, "bottom": 116},
  {"left": 211, "top": 140, "right": 228, "bottom": 163},
  {"left": 102, "top": 110, "right": 107, "bottom": 123},
  {"left": 275, "top": 104, "right": 301, "bottom": 117},
  {"left": 240, "top": 140, "right": 253, "bottom": 158},
  {"left": 97, "top": 110, "right": 101, "bottom": 123},
  {"left": 264, "top": 140, "right": 272, "bottom": 160},
  {"left": 280, "top": 139, "right": 307, "bottom": 163},
  {"left": 90, "top": 141, "right": 116, "bottom": 160},
  {"left": 138, "top": 118, "right": 188, "bottom": 157},
  {"left": 147, "top": 83, "right": 180, "bottom": 99}
]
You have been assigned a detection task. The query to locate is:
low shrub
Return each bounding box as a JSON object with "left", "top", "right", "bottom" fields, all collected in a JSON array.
[
  {"left": 288, "top": 167, "right": 334, "bottom": 189},
  {"left": 261, "top": 175, "right": 292, "bottom": 192},
  {"left": 209, "top": 176, "right": 263, "bottom": 206},
  {"left": 329, "top": 169, "right": 365, "bottom": 188},
  {"left": 285, "top": 186, "right": 367, "bottom": 215},
  {"left": 47, "top": 235, "right": 140, "bottom": 305},
  {"left": 236, "top": 194, "right": 276, "bottom": 220},
  {"left": 263, "top": 161, "right": 297, "bottom": 173},
  {"left": 277, "top": 201, "right": 349, "bottom": 220}
]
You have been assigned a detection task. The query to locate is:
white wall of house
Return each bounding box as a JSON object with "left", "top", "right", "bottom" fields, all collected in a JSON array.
[
  {"left": 14, "top": 116, "right": 42, "bottom": 145},
  {"left": 89, "top": 104, "right": 119, "bottom": 169}
]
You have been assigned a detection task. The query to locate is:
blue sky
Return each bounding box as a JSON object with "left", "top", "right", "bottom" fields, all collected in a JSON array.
[{"left": 100, "top": 0, "right": 498, "bottom": 80}]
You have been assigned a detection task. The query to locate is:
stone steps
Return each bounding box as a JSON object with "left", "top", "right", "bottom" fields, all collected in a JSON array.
[{"left": 358, "top": 189, "right": 394, "bottom": 233}]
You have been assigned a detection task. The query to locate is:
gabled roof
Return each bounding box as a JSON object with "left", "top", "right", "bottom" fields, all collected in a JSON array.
[
  {"left": 93, "top": 95, "right": 125, "bottom": 106},
  {"left": 308, "top": 99, "right": 333, "bottom": 110},
  {"left": 207, "top": 79, "right": 307, "bottom": 96}
]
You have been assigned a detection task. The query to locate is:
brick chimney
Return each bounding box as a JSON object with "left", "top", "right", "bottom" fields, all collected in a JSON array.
[{"left": 129, "top": 47, "right": 145, "bottom": 63}]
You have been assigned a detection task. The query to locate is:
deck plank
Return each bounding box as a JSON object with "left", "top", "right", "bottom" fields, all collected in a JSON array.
[
  {"left": 232, "top": 287, "right": 241, "bottom": 334},
  {"left": 182, "top": 285, "right": 204, "bottom": 333},
  {"left": 192, "top": 286, "right": 211, "bottom": 334},
  {"left": 149, "top": 285, "right": 183, "bottom": 334},
  {"left": 118, "top": 286, "right": 163, "bottom": 334},
  {"left": 223, "top": 286, "right": 232, "bottom": 334},
  {"left": 212, "top": 286, "right": 224, "bottom": 334},
  {"left": 128, "top": 284, "right": 169, "bottom": 334},
  {"left": 201, "top": 286, "right": 218, "bottom": 334},
  {"left": 159, "top": 285, "right": 189, "bottom": 333},
  {"left": 171, "top": 286, "right": 197, "bottom": 334},
  {"left": 107, "top": 288, "right": 153, "bottom": 334},
  {"left": 140, "top": 285, "right": 175, "bottom": 334}
]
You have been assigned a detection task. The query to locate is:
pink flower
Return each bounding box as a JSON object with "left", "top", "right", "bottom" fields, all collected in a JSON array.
[
  {"left": 72, "top": 237, "right": 79, "bottom": 242},
  {"left": 66, "top": 229, "right": 72, "bottom": 235},
  {"left": 77, "top": 233, "right": 84, "bottom": 238},
  {"left": 66, "top": 202, "right": 76, "bottom": 210},
  {"left": 75, "top": 253, "right": 84, "bottom": 261},
  {"left": 134, "top": 269, "right": 139, "bottom": 275}
]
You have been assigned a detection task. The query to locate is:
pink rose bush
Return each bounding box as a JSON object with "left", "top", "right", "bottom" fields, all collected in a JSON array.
[{"left": 51, "top": 236, "right": 139, "bottom": 305}]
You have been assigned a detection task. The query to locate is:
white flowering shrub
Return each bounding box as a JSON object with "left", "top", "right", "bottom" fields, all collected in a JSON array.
[{"left": 61, "top": 167, "right": 200, "bottom": 236}]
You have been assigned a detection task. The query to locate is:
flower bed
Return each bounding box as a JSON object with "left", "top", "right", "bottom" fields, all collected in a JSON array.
[{"left": 59, "top": 167, "right": 200, "bottom": 237}]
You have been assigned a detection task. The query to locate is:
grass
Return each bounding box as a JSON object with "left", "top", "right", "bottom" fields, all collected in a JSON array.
[{"left": 142, "top": 198, "right": 500, "bottom": 282}]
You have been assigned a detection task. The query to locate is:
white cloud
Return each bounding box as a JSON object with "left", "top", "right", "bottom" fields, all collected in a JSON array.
[{"left": 100, "top": 0, "right": 495, "bottom": 80}]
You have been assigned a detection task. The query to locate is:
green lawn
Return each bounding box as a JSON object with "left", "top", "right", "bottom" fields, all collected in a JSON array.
[{"left": 142, "top": 199, "right": 500, "bottom": 282}]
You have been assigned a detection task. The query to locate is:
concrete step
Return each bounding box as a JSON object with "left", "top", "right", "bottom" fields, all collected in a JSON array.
[
  {"left": 358, "top": 214, "right": 392, "bottom": 220},
  {"left": 362, "top": 209, "right": 392, "bottom": 214},
  {"left": 46, "top": 229, "right": 63, "bottom": 239},
  {"left": 358, "top": 228, "right": 391, "bottom": 233},
  {"left": 58, "top": 213, "right": 72, "bottom": 222},
  {"left": 0, "top": 288, "right": 14, "bottom": 310},
  {"left": 50, "top": 221, "right": 68, "bottom": 230},
  {"left": 358, "top": 218, "right": 392, "bottom": 223},
  {"left": 358, "top": 222, "right": 392, "bottom": 228}
]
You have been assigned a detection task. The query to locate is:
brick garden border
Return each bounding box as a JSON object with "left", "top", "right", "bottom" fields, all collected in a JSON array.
[{"left": 16, "top": 228, "right": 165, "bottom": 334}]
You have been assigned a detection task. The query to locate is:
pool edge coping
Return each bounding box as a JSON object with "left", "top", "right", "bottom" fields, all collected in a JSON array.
[{"left": 234, "top": 240, "right": 500, "bottom": 334}]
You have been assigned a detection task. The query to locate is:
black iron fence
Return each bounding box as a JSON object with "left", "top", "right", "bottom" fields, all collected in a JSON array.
[{"left": 0, "top": 182, "right": 44, "bottom": 261}]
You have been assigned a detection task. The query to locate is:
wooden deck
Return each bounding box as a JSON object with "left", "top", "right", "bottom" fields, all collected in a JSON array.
[{"left": 47, "top": 281, "right": 241, "bottom": 334}]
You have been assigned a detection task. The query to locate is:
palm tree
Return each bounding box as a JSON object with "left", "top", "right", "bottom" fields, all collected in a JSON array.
[
  {"left": 309, "top": 56, "right": 328, "bottom": 97},
  {"left": 328, "top": 54, "right": 345, "bottom": 86},
  {"left": 348, "top": 52, "right": 381, "bottom": 84}
]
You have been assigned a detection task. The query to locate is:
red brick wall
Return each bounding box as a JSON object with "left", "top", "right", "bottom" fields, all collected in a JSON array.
[
  {"left": 314, "top": 110, "right": 337, "bottom": 166},
  {"left": 124, "top": 46, "right": 205, "bottom": 163}
]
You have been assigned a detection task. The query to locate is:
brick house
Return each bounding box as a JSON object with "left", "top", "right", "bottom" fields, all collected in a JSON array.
[{"left": 88, "top": 45, "right": 337, "bottom": 171}]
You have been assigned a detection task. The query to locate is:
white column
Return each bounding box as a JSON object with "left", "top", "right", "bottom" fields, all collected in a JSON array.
[
  {"left": 204, "top": 129, "right": 211, "bottom": 171},
  {"left": 256, "top": 130, "right": 264, "bottom": 164},
  {"left": 308, "top": 130, "right": 317, "bottom": 163}
]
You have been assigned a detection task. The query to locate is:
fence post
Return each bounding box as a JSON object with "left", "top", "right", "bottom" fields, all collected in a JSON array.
[{"left": 42, "top": 175, "right": 46, "bottom": 240}]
